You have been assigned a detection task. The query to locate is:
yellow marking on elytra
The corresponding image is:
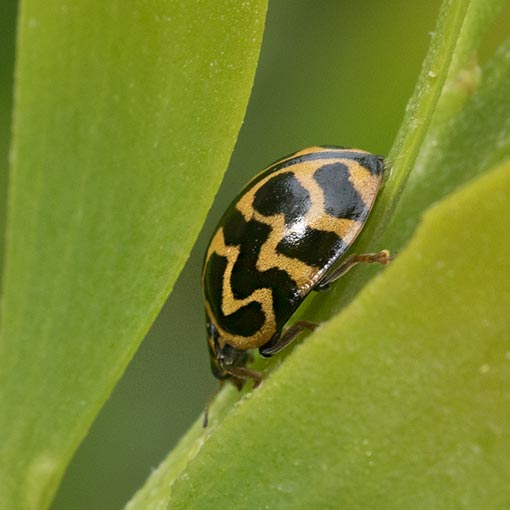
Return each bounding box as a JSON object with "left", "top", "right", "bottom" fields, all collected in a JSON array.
[
  {"left": 347, "top": 161, "right": 382, "bottom": 209},
  {"left": 253, "top": 210, "right": 316, "bottom": 290},
  {"left": 205, "top": 228, "right": 277, "bottom": 350}
]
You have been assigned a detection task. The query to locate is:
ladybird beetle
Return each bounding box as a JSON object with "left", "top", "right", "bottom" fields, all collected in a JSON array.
[{"left": 202, "top": 146, "right": 389, "bottom": 398}]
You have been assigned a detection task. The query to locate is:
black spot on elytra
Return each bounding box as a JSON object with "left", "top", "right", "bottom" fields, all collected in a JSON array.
[
  {"left": 221, "top": 208, "right": 247, "bottom": 246},
  {"left": 204, "top": 252, "right": 265, "bottom": 337},
  {"left": 313, "top": 162, "right": 367, "bottom": 221},
  {"left": 277, "top": 227, "right": 345, "bottom": 268},
  {"left": 253, "top": 172, "right": 311, "bottom": 225}
]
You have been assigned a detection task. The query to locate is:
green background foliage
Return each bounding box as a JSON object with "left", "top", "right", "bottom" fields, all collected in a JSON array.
[{"left": 1, "top": 1, "right": 509, "bottom": 509}]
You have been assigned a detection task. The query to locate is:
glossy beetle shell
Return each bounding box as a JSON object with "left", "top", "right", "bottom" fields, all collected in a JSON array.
[{"left": 202, "top": 146, "right": 384, "bottom": 356}]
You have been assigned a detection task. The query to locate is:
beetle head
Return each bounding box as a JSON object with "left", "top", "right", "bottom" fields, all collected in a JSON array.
[
  {"left": 206, "top": 317, "right": 251, "bottom": 389},
  {"left": 206, "top": 317, "right": 227, "bottom": 380}
]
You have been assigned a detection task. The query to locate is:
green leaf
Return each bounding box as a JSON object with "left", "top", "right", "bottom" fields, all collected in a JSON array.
[
  {"left": 389, "top": 38, "right": 510, "bottom": 247},
  {"left": 163, "top": 159, "right": 510, "bottom": 510},
  {"left": 306, "top": 0, "right": 509, "bottom": 320},
  {"left": 0, "top": 0, "right": 17, "bottom": 288},
  {"left": 381, "top": 0, "right": 505, "bottom": 236},
  {"left": 0, "top": 1, "right": 267, "bottom": 509}
]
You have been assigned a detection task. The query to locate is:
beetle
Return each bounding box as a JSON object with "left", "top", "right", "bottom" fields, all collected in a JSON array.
[{"left": 202, "top": 146, "right": 389, "bottom": 400}]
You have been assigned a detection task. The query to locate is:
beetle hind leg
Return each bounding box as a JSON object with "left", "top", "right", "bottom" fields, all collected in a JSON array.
[{"left": 315, "top": 249, "right": 391, "bottom": 291}]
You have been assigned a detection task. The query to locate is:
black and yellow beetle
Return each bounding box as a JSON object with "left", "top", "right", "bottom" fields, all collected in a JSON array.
[{"left": 202, "top": 146, "right": 389, "bottom": 395}]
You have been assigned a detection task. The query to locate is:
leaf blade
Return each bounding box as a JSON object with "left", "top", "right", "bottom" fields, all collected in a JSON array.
[{"left": 0, "top": 1, "right": 267, "bottom": 508}]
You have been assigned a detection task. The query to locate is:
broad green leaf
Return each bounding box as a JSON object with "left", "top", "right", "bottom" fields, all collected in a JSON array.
[
  {"left": 163, "top": 160, "right": 510, "bottom": 509},
  {"left": 0, "top": 0, "right": 18, "bottom": 288},
  {"left": 0, "top": 1, "right": 267, "bottom": 509}
]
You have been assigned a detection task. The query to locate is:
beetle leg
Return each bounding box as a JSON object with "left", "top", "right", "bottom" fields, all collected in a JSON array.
[
  {"left": 315, "top": 249, "right": 391, "bottom": 291},
  {"left": 259, "top": 320, "right": 318, "bottom": 357},
  {"left": 220, "top": 361, "right": 263, "bottom": 389}
]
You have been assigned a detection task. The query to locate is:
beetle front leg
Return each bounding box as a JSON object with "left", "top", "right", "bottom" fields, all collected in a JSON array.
[
  {"left": 220, "top": 361, "right": 263, "bottom": 389},
  {"left": 259, "top": 320, "right": 318, "bottom": 357},
  {"left": 315, "top": 249, "right": 391, "bottom": 291}
]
